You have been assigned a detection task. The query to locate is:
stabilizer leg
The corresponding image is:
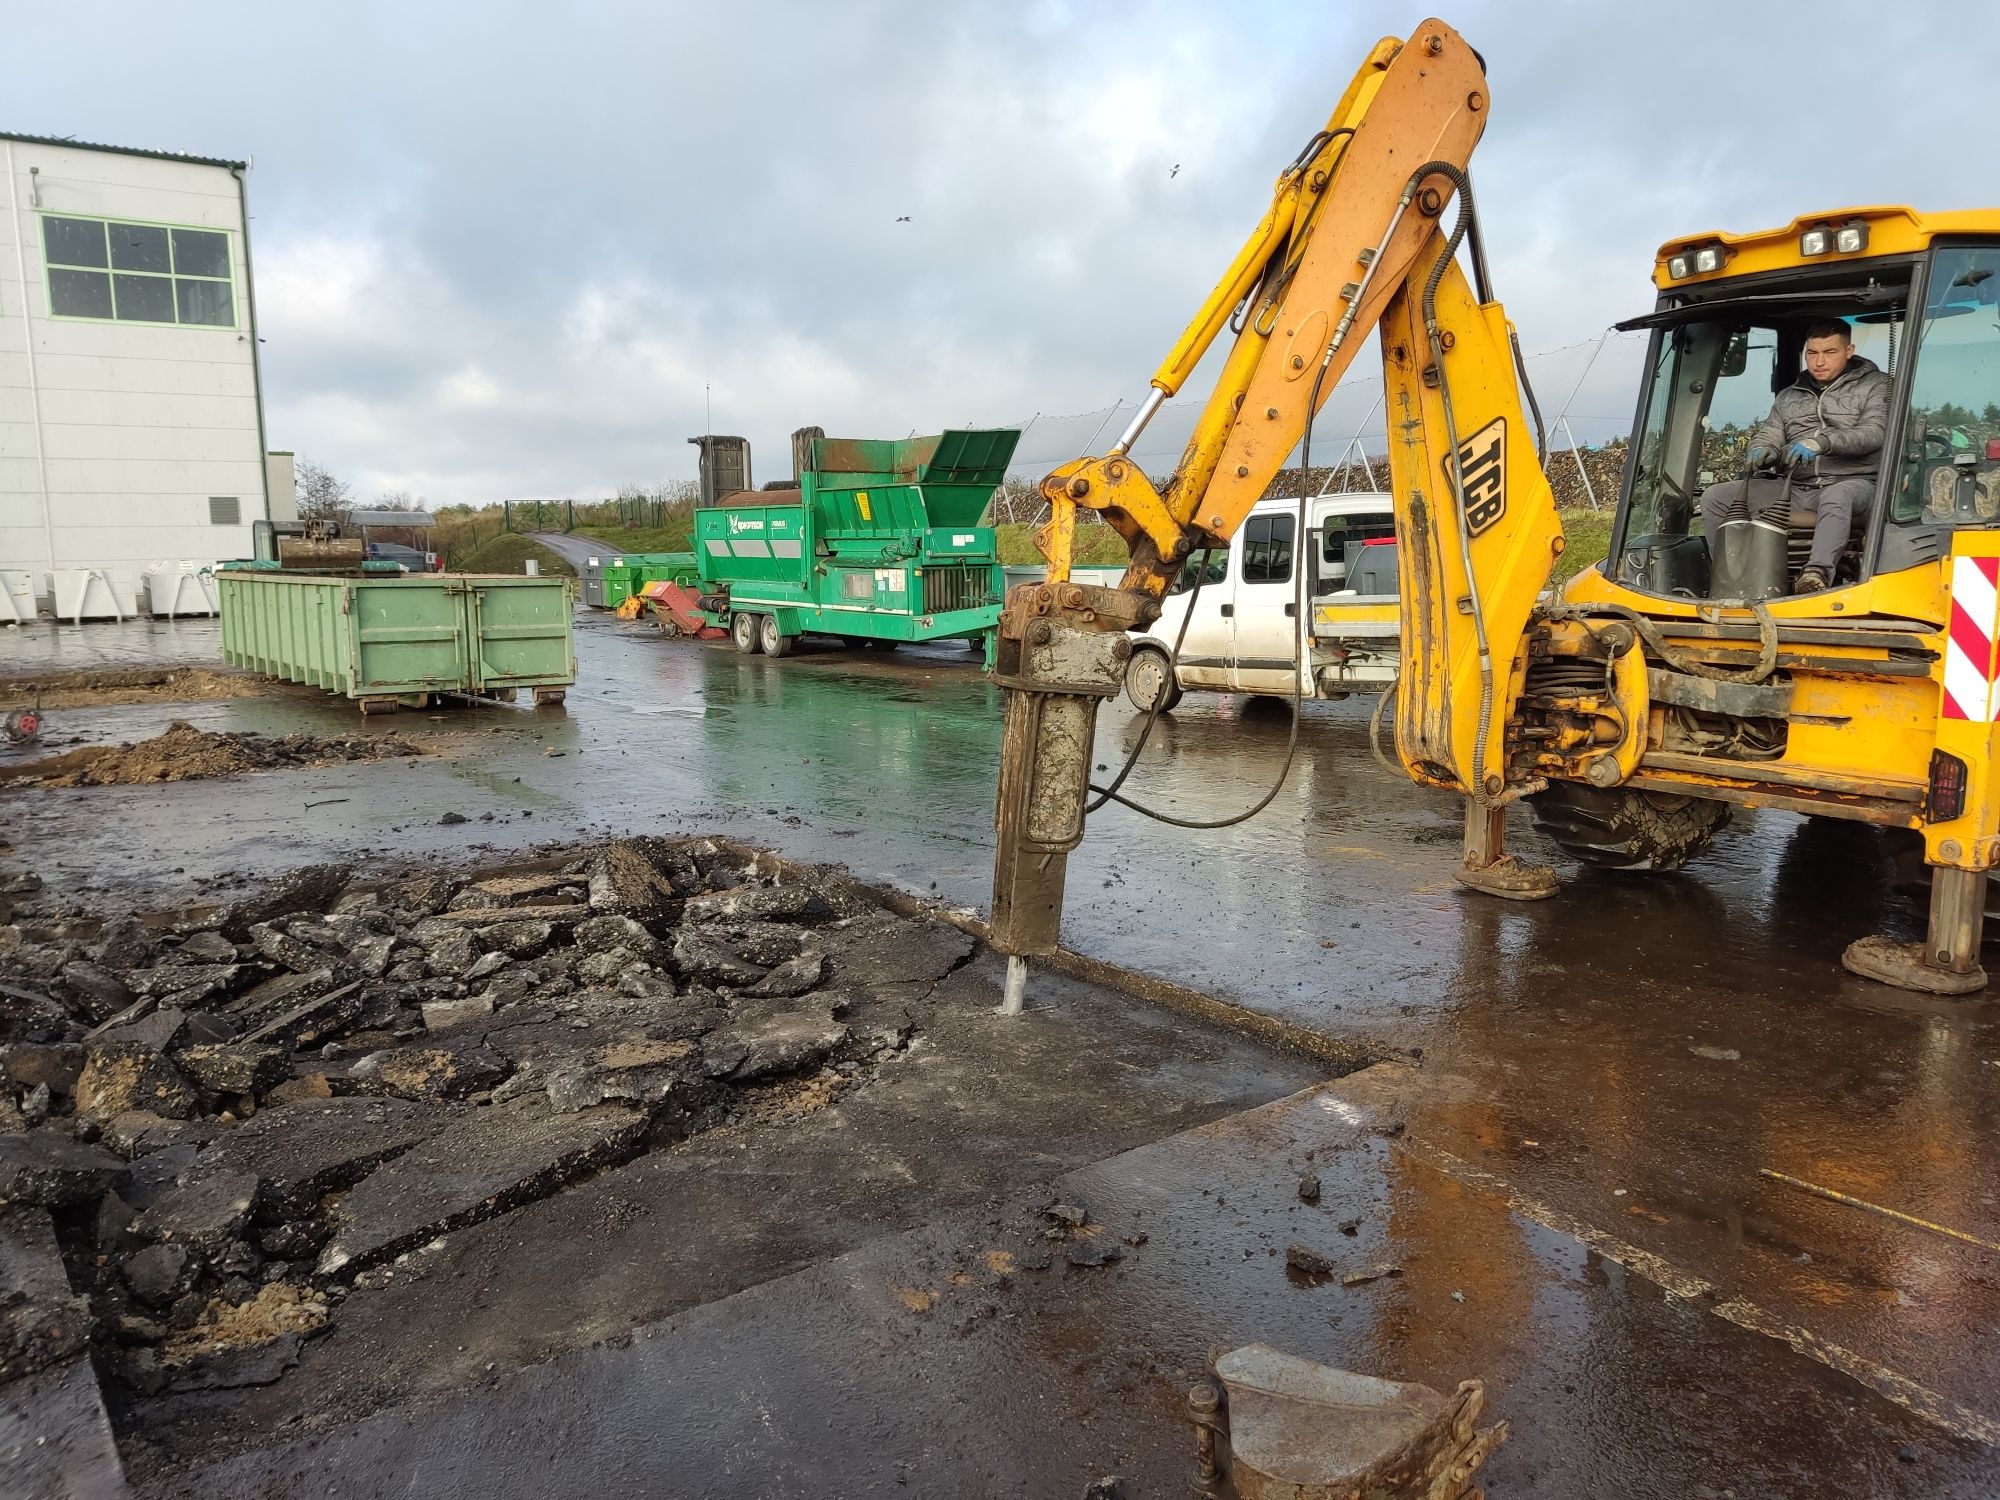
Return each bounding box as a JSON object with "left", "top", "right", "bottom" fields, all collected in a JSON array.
[
  {"left": 1454, "top": 798, "right": 1558, "bottom": 901},
  {"left": 1843, "top": 864, "right": 1989, "bottom": 996}
]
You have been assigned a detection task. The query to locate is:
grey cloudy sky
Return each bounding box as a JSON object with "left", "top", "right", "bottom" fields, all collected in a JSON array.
[{"left": 14, "top": 1, "right": 1991, "bottom": 504}]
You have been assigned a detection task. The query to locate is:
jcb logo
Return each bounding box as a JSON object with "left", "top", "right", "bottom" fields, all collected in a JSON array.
[{"left": 1450, "top": 418, "right": 1506, "bottom": 537}]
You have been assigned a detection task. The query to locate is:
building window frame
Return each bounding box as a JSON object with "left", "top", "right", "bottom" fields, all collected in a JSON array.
[{"left": 38, "top": 210, "right": 239, "bottom": 331}]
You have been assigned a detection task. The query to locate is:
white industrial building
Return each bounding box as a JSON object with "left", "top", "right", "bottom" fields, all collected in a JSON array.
[{"left": 1, "top": 131, "right": 291, "bottom": 620}]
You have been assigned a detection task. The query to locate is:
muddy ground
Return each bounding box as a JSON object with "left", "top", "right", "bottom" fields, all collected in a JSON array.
[
  {"left": 0, "top": 666, "right": 282, "bottom": 711},
  {"left": 2, "top": 612, "right": 1997, "bottom": 1497},
  {"left": 1, "top": 721, "right": 428, "bottom": 788},
  {"left": 1, "top": 834, "right": 1327, "bottom": 1497}
]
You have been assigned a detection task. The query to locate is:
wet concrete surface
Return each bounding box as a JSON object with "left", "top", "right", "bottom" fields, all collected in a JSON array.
[
  {"left": 149, "top": 1067, "right": 1994, "bottom": 1499},
  {"left": 120, "top": 955, "right": 1322, "bottom": 1488},
  {"left": 6, "top": 610, "right": 1999, "bottom": 1492}
]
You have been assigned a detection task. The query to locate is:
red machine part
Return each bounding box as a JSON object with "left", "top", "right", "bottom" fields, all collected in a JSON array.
[{"left": 642, "top": 581, "right": 726, "bottom": 640}]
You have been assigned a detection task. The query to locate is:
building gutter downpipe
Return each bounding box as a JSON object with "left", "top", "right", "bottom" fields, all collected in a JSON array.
[
  {"left": 5, "top": 140, "right": 56, "bottom": 585},
  {"left": 232, "top": 164, "right": 273, "bottom": 525}
]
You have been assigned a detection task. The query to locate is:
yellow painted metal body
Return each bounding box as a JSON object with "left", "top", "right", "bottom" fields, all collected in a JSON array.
[
  {"left": 1379, "top": 245, "right": 1564, "bottom": 799},
  {"left": 1013, "top": 9, "right": 2000, "bottom": 900},
  {"left": 1652, "top": 206, "right": 1997, "bottom": 291},
  {"left": 1561, "top": 535, "right": 1993, "bottom": 871},
  {"left": 1032, "top": 21, "right": 1492, "bottom": 589},
  {"left": 1311, "top": 600, "right": 1400, "bottom": 633}
]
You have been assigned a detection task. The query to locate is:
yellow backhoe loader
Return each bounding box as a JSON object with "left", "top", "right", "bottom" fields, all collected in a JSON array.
[{"left": 990, "top": 18, "right": 2000, "bottom": 1001}]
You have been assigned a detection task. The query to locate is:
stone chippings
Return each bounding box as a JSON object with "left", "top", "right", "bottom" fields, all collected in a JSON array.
[{"left": 0, "top": 836, "right": 956, "bottom": 1396}]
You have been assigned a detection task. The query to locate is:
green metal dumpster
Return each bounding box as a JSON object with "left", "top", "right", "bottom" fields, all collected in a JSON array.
[
  {"left": 217, "top": 571, "right": 576, "bottom": 713},
  {"left": 599, "top": 552, "right": 699, "bottom": 611}
]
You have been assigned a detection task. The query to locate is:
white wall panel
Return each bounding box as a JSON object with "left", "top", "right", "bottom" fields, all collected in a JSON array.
[
  {"left": 28, "top": 353, "right": 256, "bottom": 398},
  {"left": 2, "top": 137, "right": 268, "bottom": 579},
  {"left": 38, "top": 420, "right": 265, "bottom": 463}
]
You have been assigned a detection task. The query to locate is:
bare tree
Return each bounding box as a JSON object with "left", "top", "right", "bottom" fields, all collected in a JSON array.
[{"left": 296, "top": 459, "right": 354, "bottom": 526}]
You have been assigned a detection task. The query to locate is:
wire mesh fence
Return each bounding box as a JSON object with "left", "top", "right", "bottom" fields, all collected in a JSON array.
[{"left": 990, "top": 327, "right": 1650, "bottom": 510}]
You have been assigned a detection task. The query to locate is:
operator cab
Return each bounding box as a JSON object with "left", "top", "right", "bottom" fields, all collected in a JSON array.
[{"left": 1603, "top": 227, "right": 2000, "bottom": 604}]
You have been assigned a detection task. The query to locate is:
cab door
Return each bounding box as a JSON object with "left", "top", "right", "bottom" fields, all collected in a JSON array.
[
  {"left": 1230, "top": 511, "right": 1301, "bottom": 693},
  {"left": 1155, "top": 552, "right": 1233, "bottom": 688}
]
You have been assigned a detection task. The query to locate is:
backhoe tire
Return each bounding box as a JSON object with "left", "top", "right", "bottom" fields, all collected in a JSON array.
[
  {"left": 1124, "top": 646, "right": 1183, "bottom": 713},
  {"left": 731, "top": 613, "right": 762, "bottom": 655},
  {"left": 1529, "top": 783, "right": 1731, "bottom": 872},
  {"left": 758, "top": 614, "right": 795, "bottom": 657}
]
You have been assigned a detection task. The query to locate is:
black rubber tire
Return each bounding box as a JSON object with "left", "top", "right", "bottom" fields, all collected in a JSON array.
[
  {"left": 759, "top": 614, "right": 795, "bottom": 657},
  {"left": 1529, "top": 782, "right": 1731, "bottom": 872},
  {"left": 1124, "top": 645, "right": 1183, "bottom": 713},
  {"left": 731, "top": 613, "right": 762, "bottom": 655}
]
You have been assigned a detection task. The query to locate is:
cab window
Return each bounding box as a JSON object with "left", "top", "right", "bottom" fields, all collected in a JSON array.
[
  {"left": 1240, "top": 514, "right": 1295, "bottom": 585},
  {"left": 1319, "top": 512, "right": 1395, "bottom": 592},
  {"left": 1166, "top": 551, "right": 1228, "bottom": 596},
  {"left": 1890, "top": 246, "right": 2000, "bottom": 528}
]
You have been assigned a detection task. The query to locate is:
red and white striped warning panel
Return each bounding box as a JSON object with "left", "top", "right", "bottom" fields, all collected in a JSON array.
[{"left": 1943, "top": 554, "right": 2000, "bottom": 721}]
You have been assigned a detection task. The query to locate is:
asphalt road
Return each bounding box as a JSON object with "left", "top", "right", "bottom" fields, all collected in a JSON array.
[
  {"left": 4, "top": 610, "right": 1996, "bottom": 1496},
  {"left": 522, "top": 531, "right": 605, "bottom": 570}
]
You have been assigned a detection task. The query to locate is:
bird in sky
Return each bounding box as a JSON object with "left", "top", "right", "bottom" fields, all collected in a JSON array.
[
  {"left": 895, "top": 215, "right": 912, "bottom": 222},
  {"left": 1170, "top": 163, "right": 1180, "bottom": 178}
]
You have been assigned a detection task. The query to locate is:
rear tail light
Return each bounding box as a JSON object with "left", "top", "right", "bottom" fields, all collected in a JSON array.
[{"left": 1929, "top": 749, "right": 1969, "bottom": 822}]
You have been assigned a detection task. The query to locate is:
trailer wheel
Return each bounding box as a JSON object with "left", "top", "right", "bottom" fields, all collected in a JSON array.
[
  {"left": 1529, "top": 782, "right": 1731, "bottom": 872},
  {"left": 759, "top": 614, "right": 795, "bottom": 657},
  {"left": 731, "top": 612, "right": 762, "bottom": 654},
  {"left": 1124, "top": 645, "right": 1183, "bottom": 713}
]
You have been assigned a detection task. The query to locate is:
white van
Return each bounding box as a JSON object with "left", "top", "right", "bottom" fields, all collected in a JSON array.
[{"left": 1123, "top": 492, "right": 1399, "bottom": 711}]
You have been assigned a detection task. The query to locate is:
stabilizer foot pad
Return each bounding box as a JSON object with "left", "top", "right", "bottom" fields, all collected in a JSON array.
[
  {"left": 1841, "top": 935, "right": 1987, "bottom": 996},
  {"left": 1457, "top": 856, "right": 1559, "bottom": 902}
]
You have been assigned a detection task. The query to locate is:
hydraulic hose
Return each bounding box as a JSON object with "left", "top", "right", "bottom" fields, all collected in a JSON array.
[{"left": 1406, "top": 159, "right": 1498, "bottom": 806}]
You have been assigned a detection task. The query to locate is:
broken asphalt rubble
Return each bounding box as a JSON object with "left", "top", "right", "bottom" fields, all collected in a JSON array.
[{"left": 0, "top": 835, "right": 967, "bottom": 1403}]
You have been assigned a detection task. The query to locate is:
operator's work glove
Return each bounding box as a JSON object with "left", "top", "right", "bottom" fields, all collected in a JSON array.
[
  {"left": 1746, "top": 444, "right": 1777, "bottom": 469},
  {"left": 1784, "top": 437, "right": 1823, "bottom": 468}
]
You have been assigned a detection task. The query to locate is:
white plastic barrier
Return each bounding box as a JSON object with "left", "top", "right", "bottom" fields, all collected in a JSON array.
[
  {"left": 0, "top": 570, "right": 35, "bottom": 626},
  {"left": 51, "top": 570, "right": 138, "bottom": 623},
  {"left": 145, "top": 565, "right": 219, "bottom": 618}
]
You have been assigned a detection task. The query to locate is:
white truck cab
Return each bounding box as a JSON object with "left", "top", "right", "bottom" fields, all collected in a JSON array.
[{"left": 1124, "top": 492, "right": 1398, "bottom": 711}]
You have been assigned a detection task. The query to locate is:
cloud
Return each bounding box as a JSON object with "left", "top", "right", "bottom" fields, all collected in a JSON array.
[{"left": 11, "top": 0, "right": 1987, "bottom": 502}]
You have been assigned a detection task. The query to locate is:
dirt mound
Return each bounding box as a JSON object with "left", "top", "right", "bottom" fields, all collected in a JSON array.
[
  {"left": 0, "top": 666, "right": 278, "bottom": 710},
  {"left": 2, "top": 721, "right": 426, "bottom": 788}
]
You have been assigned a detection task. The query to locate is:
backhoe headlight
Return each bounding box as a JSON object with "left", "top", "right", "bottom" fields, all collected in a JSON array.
[
  {"left": 1835, "top": 222, "right": 1869, "bottom": 254},
  {"left": 1668, "top": 254, "right": 1691, "bottom": 280},
  {"left": 1800, "top": 228, "right": 1831, "bottom": 256},
  {"left": 1692, "top": 247, "right": 1724, "bottom": 274}
]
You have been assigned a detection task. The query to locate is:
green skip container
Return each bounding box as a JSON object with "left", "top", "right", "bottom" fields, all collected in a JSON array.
[{"left": 217, "top": 570, "right": 576, "bottom": 713}]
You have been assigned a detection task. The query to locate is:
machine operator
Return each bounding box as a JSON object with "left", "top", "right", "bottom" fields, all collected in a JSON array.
[{"left": 1699, "top": 318, "right": 1892, "bottom": 593}]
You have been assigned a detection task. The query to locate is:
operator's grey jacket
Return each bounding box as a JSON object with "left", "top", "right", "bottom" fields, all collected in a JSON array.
[{"left": 1750, "top": 354, "right": 1893, "bottom": 480}]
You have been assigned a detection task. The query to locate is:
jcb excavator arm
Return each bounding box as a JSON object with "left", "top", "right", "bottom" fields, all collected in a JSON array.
[{"left": 990, "top": 19, "right": 1577, "bottom": 980}]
